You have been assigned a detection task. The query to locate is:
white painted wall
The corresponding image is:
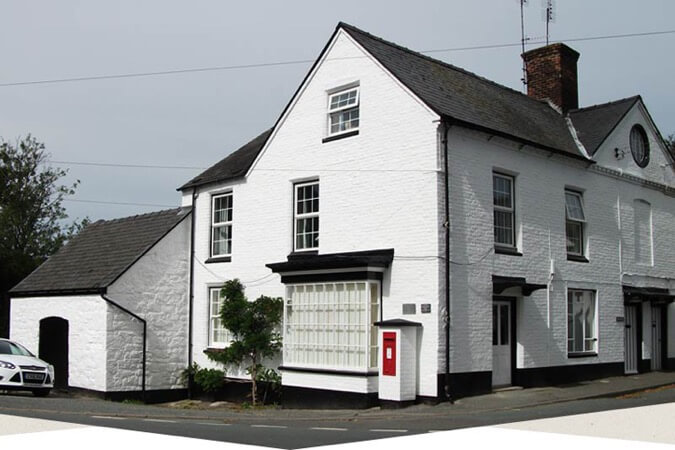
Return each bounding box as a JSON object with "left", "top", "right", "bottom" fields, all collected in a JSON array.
[
  {"left": 107, "top": 215, "right": 191, "bottom": 391},
  {"left": 10, "top": 295, "right": 108, "bottom": 391},
  {"left": 189, "top": 29, "right": 442, "bottom": 397},
  {"left": 446, "top": 123, "right": 675, "bottom": 377}
]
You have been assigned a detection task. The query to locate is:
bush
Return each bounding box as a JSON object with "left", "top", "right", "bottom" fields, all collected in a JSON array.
[{"left": 181, "top": 363, "right": 225, "bottom": 393}]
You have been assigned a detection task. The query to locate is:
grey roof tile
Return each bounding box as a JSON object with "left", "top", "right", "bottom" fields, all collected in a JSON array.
[
  {"left": 179, "top": 129, "right": 272, "bottom": 191},
  {"left": 568, "top": 96, "right": 640, "bottom": 155},
  {"left": 10, "top": 207, "right": 191, "bottom": 296},
  {"left": 339, "top": 23, "right": 585, "bottom": 159}
]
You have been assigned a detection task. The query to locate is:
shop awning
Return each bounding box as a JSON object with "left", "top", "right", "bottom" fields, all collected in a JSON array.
[
  {"left": 623, "top": 285, "right": 675, "bottom": 304},
  {"left": 492, "top": 275, "right": 547, "bottom": 296}
]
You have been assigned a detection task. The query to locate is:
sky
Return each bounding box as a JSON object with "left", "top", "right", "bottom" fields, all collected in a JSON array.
[{"left": 1, "top": 0, "right": 674, "bottom": 223}]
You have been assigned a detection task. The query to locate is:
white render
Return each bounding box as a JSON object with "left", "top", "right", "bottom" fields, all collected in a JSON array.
[
  {"left": 10, "top": 295, "right": 108, "bottom": 391},
  {"left": 107, "top": 216, "right": 191, "bottom": 391},
  {"left": 9, "top": 217, "right": 190, "bottom": 394}
]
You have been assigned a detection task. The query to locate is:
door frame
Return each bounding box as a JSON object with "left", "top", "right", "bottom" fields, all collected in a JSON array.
[
  {"left": 650, "top": 303, "right": 667, "bottom": 371},
  {"left": 492, "top": 296, "right": 517, "bottom": 387},
  {"left": 624, "top": 304, "right": 639, "bottom": 374}
]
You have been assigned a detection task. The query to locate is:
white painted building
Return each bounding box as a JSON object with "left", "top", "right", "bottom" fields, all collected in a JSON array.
[
  {"left": 10, "top": 23, "right": 674, "bottom": 407},
  {"left": 10, "top": 208, "right": 191, "bottom": 401},
  {"left": 180, "top": 23, "right": 675, "bottom": 406}
]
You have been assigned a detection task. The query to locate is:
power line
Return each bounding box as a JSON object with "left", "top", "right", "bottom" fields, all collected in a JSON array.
[
  {"left": 1, "top": 29, "right": 673, "bottom": 88},
  {"left": 47, "top": 159, "right": 206, "bottom": 170},
  {"left": 64, "top": 198, "right": 177, "bottom": 208}
]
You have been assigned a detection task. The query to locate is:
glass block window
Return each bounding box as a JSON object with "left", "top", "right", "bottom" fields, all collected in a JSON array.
[
  {"left": 209, "top": 287, "right": 230, "bottom": 347},
  {"left": 567, "top": 289, "right": 597, "bottom": 354},
  {"left": 493, "top": 173, "right": 515, "bottom": 247},
  {"left": 565, "top": 190, "right": 586, "bottom": 256},
  {"left": 211, "top": 193, "right": 233, "bottom": 257},
  {"left": 283, "top": 281, "right": 380, "bottom": 371},
  {"left": 328, "top": 87, "right": 360, "bottom": 136},
  {"left": 294, "top": 181, "right": 319, "bottom": 251}
]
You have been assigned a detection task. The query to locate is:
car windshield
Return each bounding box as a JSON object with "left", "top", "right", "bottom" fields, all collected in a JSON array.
[{"left": 0, "top": 341, "right": 34, "bottom": 357}]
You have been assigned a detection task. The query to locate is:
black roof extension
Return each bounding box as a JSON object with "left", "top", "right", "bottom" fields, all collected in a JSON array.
[
  {"left": 338, "top": 23, "right": 585, "bottom": 160},
  {"left": 568, "top": 96, "right": 641, "bottom": 155},
  {"left": 10, "top": 207, "right": 191, "bottom": 297},
  {"left": 179, "top": 129, "right": 272, "bottom": 191}
]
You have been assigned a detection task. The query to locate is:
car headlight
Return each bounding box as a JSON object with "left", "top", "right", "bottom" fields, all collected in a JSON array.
[
  {"left": 0, "top": 361, "right": 16, "bottom": 370},
  {"left": 48, "top": 364, "right": 54, "bottom": 373}
]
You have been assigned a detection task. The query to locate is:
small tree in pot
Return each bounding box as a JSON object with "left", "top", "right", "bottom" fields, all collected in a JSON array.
[{"left": 206, "top": 279, "right": 283, "bottom": 405}]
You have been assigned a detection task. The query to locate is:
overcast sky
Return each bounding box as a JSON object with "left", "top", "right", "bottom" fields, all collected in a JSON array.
[{"left": 2, "top": 0, "right": 674, "bottom": 222}]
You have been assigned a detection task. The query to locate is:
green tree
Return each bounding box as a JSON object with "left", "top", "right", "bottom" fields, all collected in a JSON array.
[
  {"left": 206, "top": 279, "right": 283, "bottom": 405},
  {"left": 0, "top": 135, "right": 88, "bottom": 337}
]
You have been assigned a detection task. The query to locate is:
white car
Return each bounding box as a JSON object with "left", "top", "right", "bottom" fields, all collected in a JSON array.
[{"left": 0, "top": 338, "right": 54, "bottom": 397}]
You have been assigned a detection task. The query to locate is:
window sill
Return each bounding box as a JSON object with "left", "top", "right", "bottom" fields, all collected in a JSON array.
[
  {"left": 205, "top": 256, "right": 231, "bottom": 264},
  {"left": 567, "top": 254, "right": 589, "bottom": 263},
  {"left": 322, "top": 130, "right": 359, "bottom": 143},
  {"left": 567, "top": 352, "right": 598, "bottom": 359},
  {"left": 495, "top": 246, "right": 522, "bottom": 257},
  {"left": 203, "top": 347, "right": 227, "bottom": 356},
  {"left": 278, "top": 365, "right": 378, "bottom": 377}
]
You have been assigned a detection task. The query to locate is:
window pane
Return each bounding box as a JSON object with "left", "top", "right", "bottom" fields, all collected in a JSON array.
[
  {"left": 566, "top": 220, "right": 582, "bottom": 255},
  {"left": 492, "top": 305, "right": 498, "bottom": 345},
  {"left": 493, "top": 175, "right": 512, "bottom": 209},
  {"left": 565, "top": 192, "right": 585, "bottom": 221},
  {"left": 567, "top": 290, "right": 596, "bottom": 353},
  {"left": 494, "top": 210, "right": 514, "bottom": 246},
  {"left": 500, "top": 304, "right": 509, "bottom": 345}
]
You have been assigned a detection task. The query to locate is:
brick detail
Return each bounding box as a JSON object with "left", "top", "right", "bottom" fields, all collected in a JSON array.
[{"left": 523, "top": 43, "right": 580, "bottom": 113}]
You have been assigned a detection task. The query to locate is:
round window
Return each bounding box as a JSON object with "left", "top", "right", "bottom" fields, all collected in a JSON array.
[{"left": 629, "top": 125, "right": 649, "bottom": 168}]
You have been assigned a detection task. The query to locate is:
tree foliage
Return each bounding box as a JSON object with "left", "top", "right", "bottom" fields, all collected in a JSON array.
[
  {"left": 206, "top": 279, "right": 283, "bottom": 405},
  {"left": 0, "top": 135, "right": 88, "bottom": 336}
]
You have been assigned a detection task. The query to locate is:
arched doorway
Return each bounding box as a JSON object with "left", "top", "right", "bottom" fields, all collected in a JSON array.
[{"left": 39, "top": 317, "right": 69, "bottom": 388}]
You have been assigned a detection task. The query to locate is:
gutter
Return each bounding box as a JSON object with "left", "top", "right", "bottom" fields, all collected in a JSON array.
[
  {"left": 101, "top": 293, "right": 146, "bottom": 402},
  {"left": 187, "top": 188, "right": 197, "bottom": 397},
  {"left": 441, "top": 120, "right": 453, "bottom": 403}
]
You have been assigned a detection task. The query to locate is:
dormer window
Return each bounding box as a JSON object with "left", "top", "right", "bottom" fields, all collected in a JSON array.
[
  {"left": 328, "top": 86, "right": 359, "bottom": 136},
  {"left": 629, "top": 125, "right": 649, "bottom": 168}
]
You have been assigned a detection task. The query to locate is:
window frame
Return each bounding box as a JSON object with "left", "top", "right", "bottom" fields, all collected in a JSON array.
[
  {"left": 208, "top": 286, "right": 230, "bottom": 348},
  {"left": 565, "top": 190, "right": 586, "bottom": 257},
  {"left": 282, "top": 280, "right": 380, "bottom": 372},
  {"left": 493, "top": 172, "right": 516, "bottom": 249},
  {"left": 293, "top": 180, "right": 320, "bottom": 252},
  {"left": 566, "top": 288, "right": 598, "bottom": 357},
  {"left": 210, "top": 192, "right": 233, "bottom": 258},
  {"left": 629, "top": 124, "right": 650, "bottom": 168},
  {"left": 327, "top": 86, "right": 360, "bottom": 137}
]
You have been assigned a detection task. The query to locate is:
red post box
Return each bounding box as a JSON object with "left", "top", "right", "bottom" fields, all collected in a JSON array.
[{"left": 382, "top": 332, "right": 396, "bottom": 376}]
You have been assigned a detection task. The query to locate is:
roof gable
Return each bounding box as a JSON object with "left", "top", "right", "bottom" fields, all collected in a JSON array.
[
  {"left": 10, "top": 207, "right": 191, "bottom": 296},
  {"left": 568, "top": 96, "right": 640, "bottom": 155}
]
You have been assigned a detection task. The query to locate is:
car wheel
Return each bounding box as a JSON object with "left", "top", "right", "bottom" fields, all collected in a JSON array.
[{"left": 32, "top": 389, "right": 50, "bottom": 397}]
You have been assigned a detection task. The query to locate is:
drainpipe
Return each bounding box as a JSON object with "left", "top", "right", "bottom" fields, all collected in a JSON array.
[
  {"left": 187, "top": 188, "right": 197, "bottom": 398},
  {"left": 441, "top": 120, "right": 453, "bottom": 403},
  {"left": 101, "top": 293, "right": 146, "bottom": 402}
]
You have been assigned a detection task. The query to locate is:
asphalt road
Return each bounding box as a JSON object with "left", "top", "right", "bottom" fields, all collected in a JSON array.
[{"left": 0, "top": 386, "right": 674, "bottom": 448}]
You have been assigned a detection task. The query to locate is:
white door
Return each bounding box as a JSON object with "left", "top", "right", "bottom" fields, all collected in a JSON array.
[
  {"left": 624, "top": 305, "right": 638, "bottom": 374},
  {"left": 651, "top": 306, "right": 663, "bottom": 371},
  {"left": 492, "top": 301, "right": 512, "bottom": 387}
]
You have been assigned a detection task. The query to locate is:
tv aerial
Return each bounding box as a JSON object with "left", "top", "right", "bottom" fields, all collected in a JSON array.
[{"left": 541, "top": 0, "right": 556, "bottom": 45}]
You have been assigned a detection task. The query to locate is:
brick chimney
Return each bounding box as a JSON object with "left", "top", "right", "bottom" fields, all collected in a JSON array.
[{"left": 522, "top": 43, "right": 580, "bottom": 113}]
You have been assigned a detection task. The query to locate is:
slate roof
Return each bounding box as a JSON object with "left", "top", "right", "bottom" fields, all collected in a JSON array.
[
  {"left": 179, "top": 129, "right": 272, "bottom": 191},
  {"left": 10, "top": 207, "right": 191, "bottom": 297},
  {"left": 568, "top": 96, "right": 640, "bottom": 155},
  {"left": 339, "top": 23, "right": 585, "bottom": 159}
]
